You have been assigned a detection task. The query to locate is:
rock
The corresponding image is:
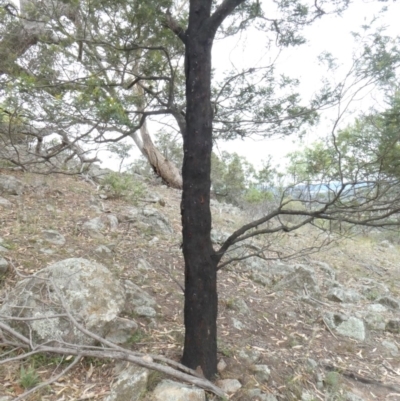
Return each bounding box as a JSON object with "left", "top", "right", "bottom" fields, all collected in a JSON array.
[
  {"left": 306, "top": 358, "right": 318, "bottom": 369},
  {"left": 137, "top": 259, "right": 153, "bottom": 271},
  {"left": 382, "top": 340, "right": 398, "bottom": 355},
  {"left": 274, "top": 264, "right": 319, "bottom": 294},
  {"left": 122, "top": 280, "right": 156, "bottom": 313},
  {"left": 118, "top": 207, "right": 173, "bottom": 235},
  {"left": 336, "top": 317, "right": 366, "bottom": 341},
  {"left": 95, "top": 245, "right": 112, "bottom": 255},
  {"left": 0, "top": 175, "right": 25, "bottom": 195},
  {"left": 216, "top": 379, "right": 242, "bottom": 394},
  {"left": 0, "top": 256, "right": 9, "bottom": 275},
  {"left": 327, "top": 287, "right": 362, "bottom": 303},
  {"left": 82, "top": 217, "right": 106, "bottom": 238},
  {"left": 153, "top": 380, "right": 205, "bottom": 401},
  {"left": 253, "top": 365, "right": 271, "bottom": 383},
  {"left": 39, "top": 248, "right": 55, "bottom": 255},
  {"left": 385, "top": 319, "right": 400, "bottom": 333},
  {"left": 142, "top": 208, "right": 173, "bottom": 234},
  {"left": 232, "top": 318, "right": 245, "bottom": 330},
  {"left": 364, "top": 312, "right": 386, "bottom": 331},
  {"left": 83, "top": 215, "right": 119, "bottom": 238},
  {"left": 0, "top": 258, "right": 125, "bottom": 345},
  {"left": 315, "top": 261, "right": 336, "bottom": 280},
  {"left": 0, "top": 196, "right": 12, "bottom": 208},
  {"left": 367, "top": 303, "right": 387, "bottom": 312},
  {"left": 42, "top": 230, "right": 66, "bottom": 246},
  {"left": 250, "top": 272, "right": 271, "bottom": 286},
  {"left": 105, "top": 365, "right": 149, "bottom": 401},
  {"left": 0, "top": 244, "right": 9, "bottom": 253},
  {"left": 379, "top": 240, "right": 392, "bottom": 248},
  {"left": 231, "top": 298, "right": 250, "bottom": 314},
  {"left": 246, "top": 389, "right": 278, "bottom": 401},
  {"left": 238, "top": 348, "right": 261, "bottom": 364},
  {"left": 105, "top": 317, "right": 138, "bottom": 344},
  {"left": 134, "top": 306, "right": 156, "bottom": 318},
  {"left": 86, "top": 164, "right": 113, "bottom": 183},
  {"left": 345, "top": 392, "right": 366, "bottom": 401},
  {"left": 210, "top": 229, "right": 230, "bottom": 244},
  {"left": 301, "top": 391, "right": 317, "bottom": 401},
  {"left": 377, "top": 296, "right": 400, "bottom": 310},
  {"left": 217, "top": 359, "right": 227, "bottom": 372}
]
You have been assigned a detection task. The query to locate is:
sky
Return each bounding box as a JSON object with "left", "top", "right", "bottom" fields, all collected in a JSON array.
[
  {"left": 95, "top": 0, "right": 400, "bottom": 172},
  {"left": 210, "top": 0, "right": 400, "bottom": 171}
]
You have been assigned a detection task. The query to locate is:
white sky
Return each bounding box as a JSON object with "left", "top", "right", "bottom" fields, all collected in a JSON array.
[
  {"left": 100, "top": 0, "right": 400, "bottom": 172},
  {"left": 211, "top": 0, "right": 400, "bottom": 171}
]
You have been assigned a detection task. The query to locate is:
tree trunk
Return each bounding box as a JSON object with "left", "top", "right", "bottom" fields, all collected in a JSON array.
[{"left": 181, "top": 3, "right": 218, "bottom": 379}]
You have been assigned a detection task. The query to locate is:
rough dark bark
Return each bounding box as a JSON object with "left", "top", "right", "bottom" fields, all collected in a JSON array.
[
  {"left": 180, "top": 1, "right": 218, "bottom": 380},
  {"left": 180, "top": 0, "right": 246, "bottom": 380}
]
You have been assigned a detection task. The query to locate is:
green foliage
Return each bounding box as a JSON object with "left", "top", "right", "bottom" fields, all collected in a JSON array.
[
  {"left": 211, "top": 151, "right": 255, "bottom": 205},
  {"left": 102, "top": 172, "right": 145, "bottom": 202},
  {"left": 19, "top": 365, "right": 40, "bottom": 389}
]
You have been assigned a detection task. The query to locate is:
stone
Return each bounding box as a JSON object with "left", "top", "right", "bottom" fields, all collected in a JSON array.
[
  {"left": 0, "top": 258, "right": 125, "bottom": 345},
  {"left": 315, "top": 261, "right": 336, "bottom": 280},
  {"left": 238, "top": 348, "right": 261, "bottom": 364},
  {"left": 232, "top": 318, "right": 245, "bottom": 330},
  {"left": 274, "top": 264, "right": 319, "bottom": 294},
  {"left": 105, "top": 317, "right": 138, "bottom": 344},
  {"left": 0, "top": 256, "right": 9, "bottom": 275},
  {"left": 95, "top": 245, "right": 112, "bottom": 255},
  {"left": 211, "top": 229, "right": 230, "bottom": 244},
  {"left": 246, "top": 389, "right": 278, "bottom": 401},
  {"left": 0, "top": 175, "right": 25, "bottom": 195},
  {"left": 364, "top": 312, "right": 386, "bottom": 331},
  {"left": 42, "top": 230, "right": 66, "bottom": 246},
  {"left": 367, "top": 304, "right": 387, "bottom": 312},
  {"left": 345, "top": 392, "right": 366, "bottom": 401},
  {"left": 327, "top": 287, "right": 362, "bottom": 303},
  {"left": 118, "top": 207, "right": 173, "bottom": 235},
  {"left": 39, "top": 248, "right": 55, "bottom": 255},
  {"left": 134, "top": 306, "right": 156, "bottom": 318},
  {"left": 216, "top": 379, "right": 242, "bottom": 394},
  {"left": 105, "top": 366, "right": 149, "bottom": 401},
  {"left": 142, "top": 208, "right": 173, "bottom": 234},
  {"left": 0, "top": 196, "right": 12, "bottom": 208},
  {"left": 122, "top": 280, "right": 156, "bottom": 313},
  {"left": 251, "top": 272, "right": 271, "bottom": 286},
  {"left": 382, "top": 340, "right": 398, "bottom": 355},
  {"left": 336, "top": 317, "right": 366, "bottom": 341},
  {"left": 217, "top": 359, "right": 227, "bottom": 372},
  {"left": 87, "top": 164, "right": 113, "bottom": 183},
  {"left": 253, "top": 364, "right": 271, "bottom": 383},
  {"left": 153, "top": 380, "right": 205, "bottom": 401},
  {"left": 385, "top": 320, "right": 400, "bottom": 333},
  {"left": 137, "top": 259, "right": 153, "bottom": 271},
  {"left": 231, "top": 298, "right": 250, "bottom": 314},
  {"left": 377, "top": 296, "right": 400, "bottom": 310},
  {"left": 0, "top": 245, "right": 9, "bottom": 253}
]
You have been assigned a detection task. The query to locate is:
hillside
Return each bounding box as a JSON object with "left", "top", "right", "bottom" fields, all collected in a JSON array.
[{"left": 0, "top": 167, "right": 400, "bottom": 401}]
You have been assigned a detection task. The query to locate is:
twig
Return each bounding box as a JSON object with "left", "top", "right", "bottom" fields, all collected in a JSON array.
[{"left": 321, "top": 317, "right": 338, "bottom": 339}]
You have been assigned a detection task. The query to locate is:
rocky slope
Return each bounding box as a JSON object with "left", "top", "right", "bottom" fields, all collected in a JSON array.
[{"left": 0, "top": 168, "right": 399, "bottom": 401}]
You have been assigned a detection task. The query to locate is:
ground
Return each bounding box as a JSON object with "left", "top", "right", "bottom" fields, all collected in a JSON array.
[{"left": 0, "top": 169, "right": 399, "bottom": 400}]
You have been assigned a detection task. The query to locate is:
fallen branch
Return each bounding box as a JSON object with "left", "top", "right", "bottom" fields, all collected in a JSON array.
[{"left": 0, "top": 276, "right": 227, "bottom": 399}]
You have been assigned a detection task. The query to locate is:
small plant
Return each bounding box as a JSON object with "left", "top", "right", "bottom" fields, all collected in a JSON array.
[
  {"left": 324, "top": 371, "right": 342, "bottom": 392},
  {"left": 101, "top": 172, "right": 145, "bottom": 203},
  {"left": 147, "top": 371, "right": 164, "bottom": 392},
  {"left": 19, "top": 365, "right": 40, "bottom": 389},
  {"left": 127, "top": 330, "right": 146, "bottom": 344}
]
